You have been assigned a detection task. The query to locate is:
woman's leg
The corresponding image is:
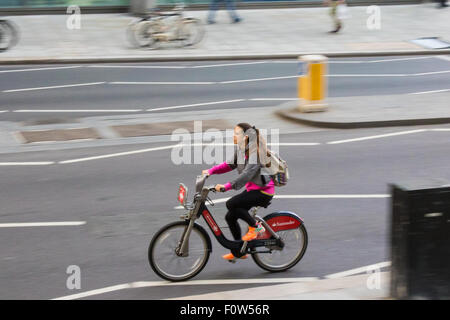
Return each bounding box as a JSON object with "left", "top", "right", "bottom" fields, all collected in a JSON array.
[
  {"left": 226, "top": 190, "right": 273, "bottom": 232},
  {"left": 225, "top": 210, "right": 242, "bottom": 240}
]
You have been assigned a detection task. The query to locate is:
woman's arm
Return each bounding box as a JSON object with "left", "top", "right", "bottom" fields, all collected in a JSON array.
[{"left": 228, "top": 152, "right": 260, "bottom": 191}]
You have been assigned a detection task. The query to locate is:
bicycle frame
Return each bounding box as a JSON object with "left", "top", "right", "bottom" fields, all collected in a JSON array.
[
  {"left": 142, "top": 5, "right": 190, "bottom": 42},
  {"left": 176, "top": 176, "right": 285, "bottom": 258}
]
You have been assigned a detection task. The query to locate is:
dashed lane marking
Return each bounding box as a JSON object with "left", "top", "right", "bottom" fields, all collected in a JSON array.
[
  {"left": 0, "top": 161, "right": 55, "bottom": 166},
  {"left": 0, "top": 66, "right": 82, "bottom": 73},
  {"left": 326, "top": 129, "right": 428, "bottom": 144},
  {"left": 146, "top": 99, "right": 245, "bottom": 112},
  {"left": 0, "top": 221, "right": 86, "bottom": 228},
  {"left": 411, "top": 88, "right": 450, "bottom": 95},
  {"left": 2, "top": 82, "right": 105, "bottom": 93}
]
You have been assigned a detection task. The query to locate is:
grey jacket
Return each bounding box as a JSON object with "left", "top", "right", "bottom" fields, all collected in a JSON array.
[{"left": 226, "top": 142, "right": 271, "bottom": 190}]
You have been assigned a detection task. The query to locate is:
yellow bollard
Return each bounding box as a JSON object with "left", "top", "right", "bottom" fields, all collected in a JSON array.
[{"left": 298, "top": 55, "right": 328, "bottom": 112}]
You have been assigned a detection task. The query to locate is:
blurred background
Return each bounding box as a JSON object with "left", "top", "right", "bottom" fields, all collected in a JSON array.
[{"left": 0, "top": 0, "right": 448, "bottom": 302}]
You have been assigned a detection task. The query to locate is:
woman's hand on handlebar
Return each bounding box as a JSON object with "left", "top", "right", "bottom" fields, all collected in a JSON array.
[
  {"left": 215, "top": 184, "right": 226, "bottom": 192},
  {"left": 202, "top": 170, "right": 210, "bottom": 177}
]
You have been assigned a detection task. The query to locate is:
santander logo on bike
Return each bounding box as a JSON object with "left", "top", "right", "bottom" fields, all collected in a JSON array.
[{"left": 271, "top": 220, "right": 296, "bottom": 227}]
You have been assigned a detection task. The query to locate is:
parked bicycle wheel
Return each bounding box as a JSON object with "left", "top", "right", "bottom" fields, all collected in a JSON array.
[
  {"left": 127, "top": 19, "right": 156, "bottom": 48},
  {"left": 149, "top": 221, "right": 211, "bottom": 281},
  {"left": 179, "top": 18, "right": 204, "bottom": 47},
  {"left": 252, "top": 214, "right": 308, "bottom": 272},
  {"left": 0, "top": 20, "right": 19, "bottom": 52}
]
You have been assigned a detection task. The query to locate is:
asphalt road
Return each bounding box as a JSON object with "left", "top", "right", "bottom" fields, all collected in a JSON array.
[
  {"left": 0, "top": 124, "right": 449, "bottom": 299},
  {"left": 0, "top": 55, "right": 449, "bottom": 122},
  {"left": 0, "top": 56, "right": 449, "bottom": 300}
]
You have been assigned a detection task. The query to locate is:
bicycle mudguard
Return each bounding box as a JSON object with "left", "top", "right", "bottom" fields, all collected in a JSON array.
[{"left": 257, "top": 211, "right": 304, "bottom": 240}]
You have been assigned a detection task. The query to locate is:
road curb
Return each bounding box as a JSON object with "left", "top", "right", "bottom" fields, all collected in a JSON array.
[
  {"left": 1, "top": 49, "right": 450, "bottom": 65},
  {"left": 276, "top": 104, "right": 450, "bottom": 129}
]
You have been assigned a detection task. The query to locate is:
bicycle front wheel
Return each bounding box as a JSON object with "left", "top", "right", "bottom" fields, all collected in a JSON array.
[
  {"left": 149, "top": 221, "right": 211, "bottom": 281},
  {"left": 127, "top": 19, "right": 156, "bottom": 48},
  {"left": 179, "top": 18, "right": 205, "bottom": 47},
  {"left": 252, "top": 218, "right": 308, "bottom": 272},
  {"left": 0, "top": 20, "right": 19, "bottom": 51}
]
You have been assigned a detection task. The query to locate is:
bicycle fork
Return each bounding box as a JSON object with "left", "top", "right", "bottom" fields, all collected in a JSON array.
[{"left": 175, "top": 218, "right": 196, "bottom": 257}]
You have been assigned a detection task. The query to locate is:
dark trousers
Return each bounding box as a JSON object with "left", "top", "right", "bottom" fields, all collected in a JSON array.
[
  {"left": 208, "top": 0, "right": 239, "bottom": 22},
  {"left": 225, "top": 190, "right": 273, "bottom": 240}
]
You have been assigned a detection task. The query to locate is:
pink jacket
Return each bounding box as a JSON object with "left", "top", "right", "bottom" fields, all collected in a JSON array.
[{"left": 208, "top": 162, "right": 275, "bottom": 195}]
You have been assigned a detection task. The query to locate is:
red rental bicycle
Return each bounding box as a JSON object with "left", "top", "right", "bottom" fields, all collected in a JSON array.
[{"left": 148, "top": 175, "right": 308, "bottom": 281}]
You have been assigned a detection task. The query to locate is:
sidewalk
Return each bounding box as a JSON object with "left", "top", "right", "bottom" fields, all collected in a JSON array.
[
  {"left": 277, "top": 92, "right": 450, "bottom": 128},
  {"left": 1, "top": 4, "right": 450, "bottom": 63},
  {"left": 168, "top": 272, "right": 391, "bottom": 300}
]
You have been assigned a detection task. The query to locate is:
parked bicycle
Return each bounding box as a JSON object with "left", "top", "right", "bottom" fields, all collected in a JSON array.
[
  {"left": 0, "top": 19, "right": 19, "bottom": 52},
  {"left": 127, "top": 4, "right": 204, "bottom": 49},
  {"left": 148, "top": 174, "right": 308, "bottom": 281}
]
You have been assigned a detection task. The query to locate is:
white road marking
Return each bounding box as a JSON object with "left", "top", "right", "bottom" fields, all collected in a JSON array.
[
  {"left": 328, "top": 73, "right": 407, "bottom": 77},
  {"left": 52, "top": 276, "right": 319, "bottom": 300},
  {"left": 327, "top": 129, "right": 428, "bottom": 144},
  {"left": 110, "top": 81, "right": 216, "bottom": 85},
  {"left": 411, "top": 88, "right": 450, "bottom": 95},
  {"left": 86, "top": 62, "right": 267, "bottom": 69},
  {"left": 58, "top": 144, "right": 181, "bottom": 164},
  {"left": 191, "top": 61, "right": 267, "bottom": 68},
  {"left": 328, "top": 70, "right": 450, "bottom": 77},
  {"left": 272, "top": 57, "right": 436, "bottom": 64},
  {"left": 271, "top": 142, "right": 321, "bottom": 146},
  {"left": 87, "top": 65, "right": 187, "bottom": 69},
  {"left": 4, "top": 128, "right": 448, "bottom": 166},
  {"left": 13, "top": 109, "right": 143, "bottom": 113},
  {"left": 220, "top": 76, "right": 297, "bottom": 84},
  {"left": 146, "top": 99, "right": 245, "bottom": 112},
  {"left": 0, "top": 66, "right": 82, "bottom": 73},
  {"left": 324, "top": 261, "right": 391, "bottom": 279},
  {"left": 0, "top": 110, "right": 9, "bottom": 113},
  {"left": 249, "top": 98, "right": 298, "bottom": 101},
  {"left": 330, "top": 56, "right": 437, "bottom": 64},
  {"left": 2, "top": 82, "right": 105, "bottom": 93},
  {"left": 0, "top": 161, "right": 55, "bottom": 166},
  {"left": 413, "top": 70, "right": 450, "bottom": 76},
  {"left": 275, "top": 194, "right": 390, "bottom": 199},
  {"left": 0, "top": 221, "right": 86, "bottom": 228},
  {"left": 436, "top": 55, "right": 450, "bottom": 62}
]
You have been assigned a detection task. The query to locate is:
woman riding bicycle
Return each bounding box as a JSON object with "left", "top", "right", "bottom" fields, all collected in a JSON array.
[{"left": 202, "top": 123, "right": 274, "bottom": 261}]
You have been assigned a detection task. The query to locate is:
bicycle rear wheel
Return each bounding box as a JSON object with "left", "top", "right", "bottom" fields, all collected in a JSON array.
[
  {"left": 252, "top": 214, "right": 308, "bottom": 272},
  {"left": 149, "top": 221, "right": 211, "bottom": 281},
  {"left": 178, "top": 18, "right": 204, "bottom": 47}
]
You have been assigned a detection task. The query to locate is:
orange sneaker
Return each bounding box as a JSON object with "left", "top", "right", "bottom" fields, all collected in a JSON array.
[
  {"left": 222, "top": 253, "right": 248, "bottom": 260},
  {"left": 242, "top": 223, "right": 265, "bottom": 241}
]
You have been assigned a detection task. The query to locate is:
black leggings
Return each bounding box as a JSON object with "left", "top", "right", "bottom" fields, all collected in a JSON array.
[{"left": 225, "top": 190, "right": 273, "bottom": 241}]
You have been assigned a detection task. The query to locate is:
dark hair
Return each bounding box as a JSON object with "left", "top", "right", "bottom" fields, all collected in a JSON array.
[{"left": 235, "top": 123, "right": 269, "bottom": 166}]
